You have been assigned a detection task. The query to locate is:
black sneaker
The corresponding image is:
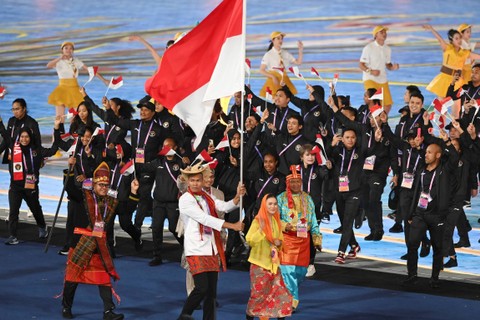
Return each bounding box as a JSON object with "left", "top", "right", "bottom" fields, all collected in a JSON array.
[
  {"left": 400, "top": 253, "right": 408, "bottom": 260},
  {"left": 373, "top": 231, "right": 384, "bottom": 241},
  {"left": 354, "top": 209, "right": 365, "bottom": 229},
  {"left": 134, "top": 238, "right": 144, "bottom": 252},
  {"left": 387, "top": 212, "right": 396, "bottom": 220},
  {"left": 149, "top": 257, "right": 163, "bottom": 266},
  {"left": 402, "top": 275, "right": 418, "bottom": 286},
  {"left": 429, "top": 277, "right": 440, "bottom": 289},
  {"left": 364, "top": 233, "right": 375, "bottom": 241},
  {"left": 333, "top": 226, "right": 343, "bottom": 234},
  {"left": 389, "top": 223, "right": 403, "bottom": 233},
  {"left": 58, "top": 246, "right": 69, "bottom": 256},
  {"left": 444, "top": 257, "right": 458, "bottom": 268},
  {"left": 321, "top": 213, "right": 330, "bottom": 224},
  {"left": 420, "top": 241, "right": 431, "bottom": 257},
  {"left": 103, "top": 309, "right": 124, "bottom": 320},
  {"left": 38, "top": 226, "right": 49, "bottom": 239},
  {"left": 5, "top": 236, "right": 19, "bottom": 245},
  {"left": 62, "top": 308, "right": 73, "bottom": 319},
  {"left": 454, "top": 238, "right": 471, "bottom": 248}
]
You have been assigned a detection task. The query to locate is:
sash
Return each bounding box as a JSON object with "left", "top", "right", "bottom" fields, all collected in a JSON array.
[{"left": 13, "top": 143, "right": 23, "bottom": 181}]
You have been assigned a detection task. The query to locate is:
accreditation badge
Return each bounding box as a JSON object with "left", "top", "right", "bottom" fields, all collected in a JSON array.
[
  {"left": 296, "top": 220, "right": 308, "bottom": 238},
  {"left": 417, "top": 192, "right": 431, "bottom": 209},
  {"left": 92, "top": 221, "right": 105, "bottom": 238},
  {"left": 339, "top": 175, "right": 350, "bottom": 192},
  {"left": 82, "top": 178, "right": 93, "bottom": 190},
  {"left": 363, "top": 155, "right": 376, "bottom": 171},
  {"left": 107, "top": 188, "right": 118, "bottom": 199},
  {"left": 401, "top": 172, "right": 414, "bottom": 189},
  {"left": 25, "top": 174, "right": 36, "bottom": 189},
  {"left": 135, "top": 148, "right": 145, "bottom": 163}
]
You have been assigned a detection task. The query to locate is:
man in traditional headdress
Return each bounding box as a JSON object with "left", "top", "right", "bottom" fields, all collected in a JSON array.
[
  {"left": 277, "top": 165, "right": 322, "bottom": 311},
  {"left": 61, "top": 162, "right": 138, "bottom": 320}
]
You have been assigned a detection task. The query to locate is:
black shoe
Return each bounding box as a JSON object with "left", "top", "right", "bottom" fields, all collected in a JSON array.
[
  {"left": 321, "top": 213, "right": 330, "bottom": 224},
  {"left": 354, "top": 209, "right": 365, "bottom": 229},
  {"left": 454, "top": 238, "right": 471, "bottom": 248},
  {"left": 466, "top": 221, "right": 472, "bottom": 232},
  {"left": 444, "top": 257, "right": 458, "bottom": 268},
  {"left": 400, "top": 253, "right": 408, "bottom": 260},
  {"left": 389, "top": 223, "right": 403, "bottom": 233},
  {"left": 62, "top": 308, "right": 73, "bottom": 319},
  {"left": 420, "top": 241, "right": 431, "bottom": 257},
  {"left": 429, "top": 277, "right": 440, "bottom": 289},
  {"left": 103, "top": 309, "right": 124, "bottom": 320},
  {"left": 149, "top": 257, "right": 163, "bottom": 266},
  {"left": 387, "top": 212, "right": 396, "bottom": 220},
  {"left": 364, "top": 233, "right": 375, "bottom": 241},
  {"left": 333, "top": 226, "right": 343, "bottom": 234},
  {"left": 58, "top": 246, "right": 69, "bottom": 256},
  {"left": 134, "top": 238, "right": 144, "bottom": 252},
  {"left": 402, "top": 275, "right": 418, "bottom": 286},
  {"left": 373, "top": 231, "right": 384, "bottom": 241}
]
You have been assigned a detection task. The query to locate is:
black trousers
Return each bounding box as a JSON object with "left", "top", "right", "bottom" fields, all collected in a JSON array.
[
  {"left": 336, "top": 189, "right": 361, "bottom": 253},
  {"left": 152, "top": 200, "right": 183, "bottom": 259},
  {"left": 65, "top": 199, "right": 89, "bottom": 248},
  {"left": 225, "top": 208, "right": 241, "bottom": 257},
  {"left": 456, "top": 208, "right": 470, "bottom": 239},
  {"left": 62, "top": 281, "right": 115, "bottom": 312},
  {"left": 407, "top": 214, "right": 444, "bottom": 279},
  {"left": 321, "top": 178, "right": 335, "bottom": 216},
  {"left": 8, "top": 184, "right": 46, "bottom": 237},
  {"left": 117, "top": 200, "right": 141, "bottom": 242},
  {"left": 180, "top": 271, "right": 218, "bottom": 320},
  {"left": 443, "top": 206, "right": 462, "bottom": 257},
  {"left": 364, "top": 174, "right": 387, "bottom": 234},
  {"left": 134, "top": 177, "right": 154, "bottom": 229}
]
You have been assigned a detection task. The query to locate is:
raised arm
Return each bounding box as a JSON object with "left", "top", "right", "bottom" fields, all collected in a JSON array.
[
  {"left": 423, "top": 25, "right": 448, "bottom": 51},
  {"left": 129, "top": 35, "right": 163, "bottom": 65}
]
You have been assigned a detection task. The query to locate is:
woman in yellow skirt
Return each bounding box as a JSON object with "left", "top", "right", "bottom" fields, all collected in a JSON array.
[
  {"left": 259, "top": 32, "right": 303, "bottom": 98},
  {"left": 458, "top": 24, "right": 476, "bottom": 82},
  {"left": 47, "top": 41, "right": 108, "bottom": 118},
  {"left": 424, "top": 25, "right": 480, "bottom": 117}
]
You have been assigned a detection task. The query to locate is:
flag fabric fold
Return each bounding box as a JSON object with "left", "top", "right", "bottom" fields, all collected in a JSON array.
[
  {"left": 84, "top": 66, "right": 99, "bottom": 86},
  {"left": 433, "top": 97, "right": 453, "bottom": 115},
  {"left": 369, "top": 88, "right": 383, "bottom": 100},
  {"left": 158, "top": 145, "right": 177, "bottom": 156},
  {"left": 369, "top": 104, "right": 384, "bottom": 118},
  {"left": 195, "top": 150, "right": 213, "bottom": 163},
  {"left": 147, "top": 0, "right": 244, "bottom": 149},
  {"left": 108, "top": 76, "right": 124, "bottom": 90},
  {"left": 215, "top": 135, "right": 230, "bottom": 150},
  {"left": 120, "top": 160, "right": 135, "bottom": 176}
]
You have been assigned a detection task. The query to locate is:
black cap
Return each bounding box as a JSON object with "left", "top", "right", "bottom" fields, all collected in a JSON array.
[
  {"left": 472, "top": 62, "right": 480, "bottom": 70},
  {"left": 137, "top": 95, "right": 155, "bottom": 111},
  {"left": 445, "top": 119, "right": 462, "bottom": 130},
  {"left": 406, "top": 128, "right": 418, "bottom": 138},
  {"left": 398, "top": 105, "right": 409, "bottom": 114}
]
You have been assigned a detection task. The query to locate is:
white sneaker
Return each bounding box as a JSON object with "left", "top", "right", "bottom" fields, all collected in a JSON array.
[{"left": 306, "top": 264, "right": 316, "bottom": 277}]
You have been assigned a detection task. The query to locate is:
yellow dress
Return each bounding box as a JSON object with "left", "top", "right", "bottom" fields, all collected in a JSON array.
[{"left": 426, "top": 44, "right": 471, "bottom": 97}]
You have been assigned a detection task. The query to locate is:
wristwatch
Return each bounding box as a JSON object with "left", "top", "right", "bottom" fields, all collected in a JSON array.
[{"left": 366, "top": 68, "right": 371, "bottom": 74}]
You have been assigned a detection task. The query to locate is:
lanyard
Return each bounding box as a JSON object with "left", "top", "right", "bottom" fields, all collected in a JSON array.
[
  {"left": 136, "top": 121, "right": 154, "bottom": 148},
  {"left": 367, "top": 131, "right": 373, "bottom": 149},
  {"left": 254, "top": 146, "right": 263, "bottom": 160},
  {"left": 341, "top": 147, "right": 356, "bottom": 176},
  {"left": 301, "top": 166, "right": 314, "bottom": 193},
  {"left": 303, "top": 105, "right": 319, "bottom": 120},
  {"left": 409, "top": 113, "right": 422, "bottom": 131},
  {"left": 110, "top": 164, "right": 123, "bottom": 190},
  {"left": 234, "top": 108, "right": 239, "bottom": 127},
  {"left": 257, "top": 175, "right": 274, "bottom": 198},
  {"left": 22, "top": 147, "right": 34, "bottom": 173},
  {"left": 11, "top": 122, "right": 25, "bottom": 142},
  {"left": 164, "top": 159, "right": 178, "bottom": 184},
  {"left": 279, "top": 134, "right": 302, "bottom": 156},
  {"left": 363, "top": 109, "right": 370, "bottom": 124},
  {"left": 105, "top": 125, "right": 116, "bottom": 145},
  {"left": 421, "top": 170, "right": 436, "bottom": 194},
  {"left": 79, "top": 148, "right": 86, "bottom": 175},
  {"left": 406, "top": 149, "right": 421, "bottom": 173},
  {"left": 92, "top": 193, "right": 108, "bottom": 220},
  {"left": 273, "top": 107, "right": 289, "bottom": 131}
]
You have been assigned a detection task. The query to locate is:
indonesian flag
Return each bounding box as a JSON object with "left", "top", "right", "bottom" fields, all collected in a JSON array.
[
  {"left": 84, "top": 66, "right": 99, "bottom": 86},
  {"left": 91, "top": 127, "right": 105, "bottom": 137},
  {"left": 67, "top": 137, "right": 78, "bottom": 155},
  {"left": 207, "top": 158, "right": 219, "bottom": 169},
  {"left": 369, "top": 104, "right": 384, "bottom": 118},
  {"left": 0, "top": 84, "right": 7, "bottom": 98},
  {"left": 265, "top": 87, "right": 273, "bottom": 102},
  {"left": 289, "top": 66, "right": 302, "bottom": 79},
  {"left": 60, "top": 133, "right": 73, "bottom": 142},
  {"left": 158, "top": 145, "right": 177, "bottom": 156},
  {"left": 311, "top": 145, "right": 327, "bottom": 165},
  {"left": 310, "top": 67, "right": 320, "bottom": 77},
  {"left": 314, "top": 134, "right": 328, "bottom": 162},
  {"left": 147, "top": 0, "right": 245, "bottom": 149},
  {"left": 215, "top": 135, "right": 230, "bottom": 150},
  {"left": 433, "top": 97, "right": 453, "bottom": 115},
  {"left": 116, "top": 144, "right": 123, "bottom": 155},
  {"left": 369, "top": 88, "right": 383, "bottom": 100},
  {"left": 195, "top": 149, "right": 213, "bottom": 163},
  {"left": 120, "top": 159, "right": 135, "bottom": 176},
  {"left": 247, "top": 93, "right": 252, "bottom": 105},
  {"left": 457, "top": 87, "right": 467, "bottom": 98},
  {"left": 108, "top": 76, "right": 124, "bottom": 90},
  {"left": 66, "top": 107, "right": 78, "bottom": 120},
  {"left": 245, "top": 58, "right": 251, "bottom": 76},
  {"left": 331, "top": 73, "right": 339, "bottom": 88}
]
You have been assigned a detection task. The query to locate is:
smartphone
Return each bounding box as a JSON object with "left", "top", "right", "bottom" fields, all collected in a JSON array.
[
  {"left": 209, "top": 139, "right": 214, "bottom": 148},
  {"left": 336, "top": 128, "right": 343, "bottom": 136}
]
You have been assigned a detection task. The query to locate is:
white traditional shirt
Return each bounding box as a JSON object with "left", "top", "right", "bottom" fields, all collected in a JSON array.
[
  {"left": 55, "top": 57, "right": 84, "bottom": 79},
  {"left": 261, "top": 47, "right": 296, "bottom": 70},
  {"left": 360, "top": 41, "right": 392, "bottom": 83}
]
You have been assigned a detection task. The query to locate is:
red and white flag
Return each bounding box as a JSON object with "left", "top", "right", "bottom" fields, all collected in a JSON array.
[
  {"left": 245, "top": 58, "right": 251, "bottom": 76},
  {"left": 331, "top": 73, "right": 339, "bottom": 88},
  {"left": 433, "top": 97, "right": 453, "bottom": 115},
  {"left": 195, "top": 149, "right": 213, "bottom": 163},
  {"left": 314, "top": 134, "right": 328, "bottom": 162},
  {"left": 91, "top": 127, "right": 105, "bottom": 137},
  {"left": 0, "top": 84, "right": 7, "bottom": 99},
  {"left": 311, "top": 145, "right": 327, "bottom": 165},
  {"left": 310, "top": 67, "right": 320, "bottom": 77},
  {"left": 84, "top": 66, "right": 99, "bottom": 86},
  {"left": 369, "top": 88, "right": 383, "bottom": 101},
  {"left": 116, "top": 144, "right": 123, "bottom": 155},
  {"left": 67, "top": 137, "right": 78, "bottom": 155},
  {"left": 265, "top": 87, "right": 273, "bottom": 102},
  {"left": 207, "top": 158, "right": 219, "bottom": 169},
  {"left": 147, "top": 0, "right": 245, "bottom": 149},
  {"left": 369, "top": 104, "right": 384, "bottom": 118},
  {"left": 66, "top": 107, "right": 78, "bottom": 120},
  {"left": 158, "top": 145, "right": 177, "bottom": 156},
  {"left": 289, "top": 66, "right": 302, "bottom": 78},
  {"left": 120, "top": 159, "right": 135, "bottom": 176},
  {"left": 108, "top": 76, "right": 123, "bottom": 90},
  {"left": 60, "top": 133, "right": 73, "bottom": 142},
  {"left": 457, "top": 87, "right": 467, "bottom": 98},
  {"left": 215, "top": 135, "right": 230, "bottom": 150}
]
